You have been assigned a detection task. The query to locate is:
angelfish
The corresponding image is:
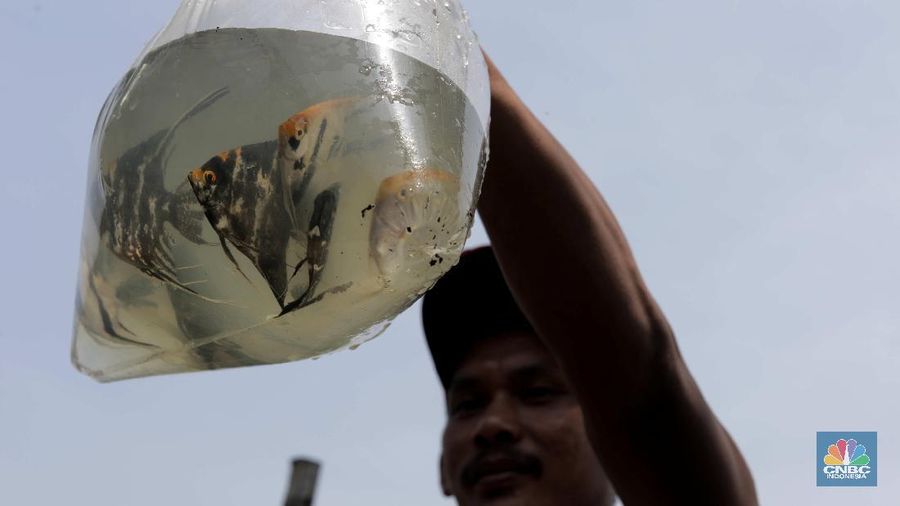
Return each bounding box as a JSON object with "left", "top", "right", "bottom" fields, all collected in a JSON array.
[
  {"left": 277, "top": 96, "right": 361, "bottom": 218},
  {"left": 369, "top": 168, "right": 462, "bottom": 277},
  {"left": 99, "top": 87, "right": 229, "bottom": 294},
  {"left": 188, "top": 97, "right": 361, "bottom": 315},
  {"left": 82, "top": 87, "right": 229, "bottom": 346}
]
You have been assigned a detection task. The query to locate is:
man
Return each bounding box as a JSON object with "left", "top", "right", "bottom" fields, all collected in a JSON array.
[{"left": 420, "top": 54, "right": 758, "bottom": 505}]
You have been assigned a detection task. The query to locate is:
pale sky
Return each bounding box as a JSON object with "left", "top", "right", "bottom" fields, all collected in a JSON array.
[{"left": 1, "top": 1, "right": 898, "bottom": 504}]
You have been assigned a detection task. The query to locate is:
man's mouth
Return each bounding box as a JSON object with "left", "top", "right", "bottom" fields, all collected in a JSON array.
[{"left": 462, "top": 451, "right": 542, "bottom": 489}]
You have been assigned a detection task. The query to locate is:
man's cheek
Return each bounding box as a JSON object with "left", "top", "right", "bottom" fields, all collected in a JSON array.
[
  {"left": 526, "top": 403, "right": 582, "bottom": 431},
  {"left": 442, "top": 441, "right": 466, "bottom": 480},
  {"left": 530, "top": 413, "right": 590, "bottom": 451}
]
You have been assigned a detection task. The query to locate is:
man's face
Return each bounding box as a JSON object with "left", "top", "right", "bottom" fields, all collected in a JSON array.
[{"left": 440, "top": 332, "right": 611, "bottom": 506}]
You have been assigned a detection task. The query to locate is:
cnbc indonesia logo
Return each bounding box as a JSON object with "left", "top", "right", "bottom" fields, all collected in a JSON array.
[
  {"left": 824, "top": 439, "right": 870, "bottom": 477},
  {"left": 817, "top": 432, "right": 877, "bottom": 487}
]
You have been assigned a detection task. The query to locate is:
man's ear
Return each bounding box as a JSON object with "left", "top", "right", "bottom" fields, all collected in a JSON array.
[{"left": 439, "top": 453, "right": 453, "bottom": 497}]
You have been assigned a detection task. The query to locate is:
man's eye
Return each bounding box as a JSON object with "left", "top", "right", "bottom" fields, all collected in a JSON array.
[
  {"left": 522, "top": 387, "right": 559, "bottom": 403},
  {"left": 450, "top": 398, "right": 483, "bottom": 416}
]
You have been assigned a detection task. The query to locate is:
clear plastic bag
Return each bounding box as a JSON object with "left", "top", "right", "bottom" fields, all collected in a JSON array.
[{"left": 72, "top": 0, "right": 489, "bottom": 381}]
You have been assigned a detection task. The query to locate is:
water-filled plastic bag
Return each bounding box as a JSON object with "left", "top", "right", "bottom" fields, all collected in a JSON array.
[{"left": 72, "top": 0, "right": 489, "bottom": 381}]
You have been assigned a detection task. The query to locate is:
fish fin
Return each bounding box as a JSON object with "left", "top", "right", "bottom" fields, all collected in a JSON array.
[
  {"left": 287, "top": 257, "right": 308, "bottom": 284},
  {"left": 166, "top": 186, "right": 210, "bottom": 245},
  {"left": 308, "top": 117, "right": 329, "bottom": 167},
  {"left": 141, "top": 265, "right": 199, "bottom": 295},
  {"left": 282, "top": 185, "right": 340, "bottom": 313},
  {"left": 86, "top": 274, "right": 159, "bottom": 349},
  {"left": 306, "top": 184, "right": 340, "bottom": 258},
  {"left": 152, "top": 86, "right": 230, "bottom": 165},
  {"left": 230, "top": 236, "right": 261, "bottom": 255},
  {"left": 131, "top": 246, "right": 202, "bottom": 297},
  {"left": 133, "top": 259, "right": 238, "bottom": 305},
  {"left": 278, "top": 281, "right": 353, "bottom": 317},
  {"left": 290, "top": 166, "right": 316, "bottom": 223},
  {"left": 276, "top": 152, "right": 298, "bottom": 231},
  {"left": 259, "top": 252, "right": 288, "bottom": 309},
  {"left": 278, "top": 96, "right": 366, "bottom": 135},
  {"left": 327, "top": 134, "right": 343, "bottom": 159},
  {"left": 215, "top": 231, "right": 253, "bottom": 283},
  {"left": 156, "top": 248, "right": 180, "bottom": 277}
]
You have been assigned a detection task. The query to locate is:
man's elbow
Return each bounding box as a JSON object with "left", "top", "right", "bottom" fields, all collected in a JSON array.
[{"left": 592, "top": 351, "right": 758, "bottom": 505}]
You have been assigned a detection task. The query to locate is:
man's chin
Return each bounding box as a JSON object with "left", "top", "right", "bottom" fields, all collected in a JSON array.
[{"left": 470, "top": 471, "right": 536, "bottom": 504}]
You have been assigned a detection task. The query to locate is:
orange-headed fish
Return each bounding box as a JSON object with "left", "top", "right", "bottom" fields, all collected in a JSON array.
[
  {"left": 188, "top": 97, "right": 361, "bottom": 315},
  {"left": 369, "top": 168, "right": 462, "bottom": 277}
]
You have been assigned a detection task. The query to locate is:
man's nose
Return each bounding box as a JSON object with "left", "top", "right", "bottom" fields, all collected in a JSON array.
[{"left": 473, "top": 393, "right": 522, "bottom": 447}]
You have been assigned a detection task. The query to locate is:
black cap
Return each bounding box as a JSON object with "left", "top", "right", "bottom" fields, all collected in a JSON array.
[{"left": 422, "top": 246, "right": 534, "bottom": 390}]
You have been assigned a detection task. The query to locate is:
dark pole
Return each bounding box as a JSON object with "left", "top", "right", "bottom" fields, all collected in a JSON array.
[{"left": 283, "top": 458, "right": 320, "bottom": 506}]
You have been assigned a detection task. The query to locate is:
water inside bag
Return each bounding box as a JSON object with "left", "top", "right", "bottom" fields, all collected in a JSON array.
[{"left": 73, "top": 28, "right": 487, "bottom": 381}]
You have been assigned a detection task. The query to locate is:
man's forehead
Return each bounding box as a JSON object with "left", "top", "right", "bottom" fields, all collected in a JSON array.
[{"left": 448, "top": 332, "right": 562, "bottom": 389}]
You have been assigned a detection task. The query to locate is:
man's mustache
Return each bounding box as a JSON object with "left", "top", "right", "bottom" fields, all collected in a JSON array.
[{"left": 461, "top": 447, "right": 543, "bottom": 487}]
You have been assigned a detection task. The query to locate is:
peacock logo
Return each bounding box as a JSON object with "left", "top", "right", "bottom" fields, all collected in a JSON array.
[
  {"left": 823, "top": 439, "right": 870, "bottom": 466},
  {"left": 817, "top": 432, "right": 877, "bottom": 487}
]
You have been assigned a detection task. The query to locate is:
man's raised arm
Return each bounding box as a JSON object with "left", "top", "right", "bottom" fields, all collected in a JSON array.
[{"left": 475, "top": 53, "right": 758, "bottom": 505}]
